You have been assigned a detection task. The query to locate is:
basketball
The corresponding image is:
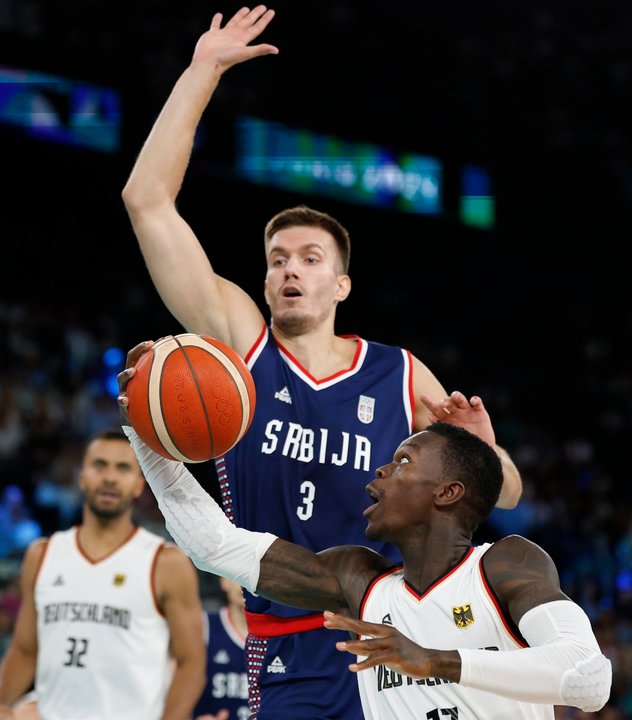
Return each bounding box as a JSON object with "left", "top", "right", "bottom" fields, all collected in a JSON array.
[{"left": 126, "top": 333, "right": 256, "bottom": 463}]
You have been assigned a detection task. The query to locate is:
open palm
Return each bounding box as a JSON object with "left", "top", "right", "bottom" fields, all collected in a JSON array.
[{"left": 192, "top": 5, "right": 278, "bottom": 73}]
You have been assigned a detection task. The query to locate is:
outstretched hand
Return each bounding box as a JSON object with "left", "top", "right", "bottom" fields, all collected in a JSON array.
[
  {"left": 419, "top": 390, "right": 496, "bottom": 447},
  {"left": 323, "top": 611, "right": 434, "bottom": 679},
  {"left": 116, "top": 339, "right": 156, "bottom": 426},
  {"left": 191, "top": 5, "right": 279, "bottom": 73}
]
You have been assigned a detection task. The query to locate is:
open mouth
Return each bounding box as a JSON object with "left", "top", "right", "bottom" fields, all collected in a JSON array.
[
  {"left": 366, "top": 486, "right": 379, "bottom": 503},
  {"left": 364, "top": 486, "right": 380, "bottom": 515}
]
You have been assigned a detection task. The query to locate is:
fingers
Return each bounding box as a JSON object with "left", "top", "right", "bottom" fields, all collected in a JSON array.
[
  {"left": 324, "top": 612, "right": 399, "bottom": 673},
  {"left": 117, "top": 367, "right": 134, "bottom": 393},
  {"left": 117, "top": 340, "right": 154, "bottom": 425},
  {"left": 422, "top": 391, "right": 487, "bottom": 419},
  {"left": 323, "top": 611, "right": 388, "bottom": 637},
  {"left": 419, "top": 392, "right": 452, "bottom": 414},
  {"left": 125, "top": 339, "right": 154, "bottom": 369},
  {"left": 448, "top": 390, "right": 469, "bottom": 409},
  {"left": 226, "top": 5, "right": 274, "bottom": 32},
  {"left": 225, "top": 6, "right": 252, "bottom": 27},
  {"left": 449, "top": 391, "right": 485, "bottom": 411}
]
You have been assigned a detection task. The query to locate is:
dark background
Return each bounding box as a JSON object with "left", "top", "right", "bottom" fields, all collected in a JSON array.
[
  {"left": 1, "top": 1, "right": 632, "bottom": 714},
  {"left": 3, "top": 0, "right": 630, "bottom": 448}
]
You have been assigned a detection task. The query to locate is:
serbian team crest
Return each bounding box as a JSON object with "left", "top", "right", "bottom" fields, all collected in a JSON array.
[
  {"left": 357, "top": 395, "right": 375, "bottom": 424},
  {"left": 453, "top": 604, "right": 475, "bottom": 628}
]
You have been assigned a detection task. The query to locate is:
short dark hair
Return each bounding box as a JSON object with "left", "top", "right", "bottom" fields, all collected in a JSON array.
[
  {"left": 82, "top": 427, "right": 129, "bottom": 458},
  {"left": 425, "top": 422, "right": 503, "bottom": 531},
  {"left": 89, "top": 427, "right": 128, "bottom": 444},
  {"left": 264, "top": 205, "right": 351, "bottom": 274}
]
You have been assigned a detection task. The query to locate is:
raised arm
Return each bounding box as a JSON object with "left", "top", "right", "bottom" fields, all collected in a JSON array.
[
  {"left": 0, "top": 540, "right": 45, "bottom": 716},
  {"left": 121, "top": 7, "right": 278, "bottom": 354}
]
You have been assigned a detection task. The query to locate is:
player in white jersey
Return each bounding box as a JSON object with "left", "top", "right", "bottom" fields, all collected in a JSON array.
[
  {"left": 0, "top": 428, "right": 206, "bottom": 720},
  {"left": 117, "top": 364, "right": 612, "bottom": 718}
]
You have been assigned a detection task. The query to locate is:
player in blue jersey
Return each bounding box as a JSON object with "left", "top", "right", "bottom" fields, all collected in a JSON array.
[
  {"left": 121, "top": 7, "right": 523, "bottom": 719},
  {"left": 194, "top": 577, "right": 249, "bottom": 720}
]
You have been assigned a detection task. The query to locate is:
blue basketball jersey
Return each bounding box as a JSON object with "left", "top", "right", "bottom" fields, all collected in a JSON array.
[
  {"left": 193, "top": 608, "right": 249, "bottom": 720},
  {"left": 216, "top": 326, "right": 414, "bottom": 618}
]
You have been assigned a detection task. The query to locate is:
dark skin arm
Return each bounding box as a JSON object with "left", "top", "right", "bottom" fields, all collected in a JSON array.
[
  {"left": 323, "top": 534, "right": 569, "bottom": 682},
  {"left": 257, "top": 540, "right": 393, "bottom": 616}
]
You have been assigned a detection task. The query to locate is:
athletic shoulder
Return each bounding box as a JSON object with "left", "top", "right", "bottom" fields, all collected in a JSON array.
[
  {"left": 156, "top": 539, "right": 193, "bottom": 565},
  {"left": 482, "top": 535, "right": 565, "bottom": 616},
  {"left": 23, "top": 536, "right": 49, "bottom": 565},
  {"left": 484, "top": 534, "right": 553, "bottom": 563}
]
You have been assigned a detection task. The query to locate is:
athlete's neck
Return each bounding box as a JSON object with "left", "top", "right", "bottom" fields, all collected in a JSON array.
[
  {"left": 77, "top": 514, "right": 137, "bottom": 561},
  {"left": 271, "top": 326, "right": 359, "bottom": 379}
]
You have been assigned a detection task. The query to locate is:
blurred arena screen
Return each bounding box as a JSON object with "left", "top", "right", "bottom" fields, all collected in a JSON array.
[{"left": 0, "top": 65, "right": 121, "bottom": 153}]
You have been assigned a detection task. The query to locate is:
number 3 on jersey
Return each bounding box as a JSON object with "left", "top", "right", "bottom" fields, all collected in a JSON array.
[{"left": 297, "top": 480, "right": 315, "bottom": 520}]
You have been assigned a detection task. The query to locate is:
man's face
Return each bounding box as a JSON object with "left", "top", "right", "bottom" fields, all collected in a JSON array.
[
  {"left": 79, "top": 438, "right": 144, "bottom": 519},
  {"left": 363, "top": 432, "right": 445, "bottom": 542},
  {"left": 263, "top": 226, "right": 350, "bottom": 336}
]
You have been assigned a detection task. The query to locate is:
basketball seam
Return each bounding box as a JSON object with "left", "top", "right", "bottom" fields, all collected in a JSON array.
[{"left": 175, "top": 336, "right": 216, "bottom": 458}]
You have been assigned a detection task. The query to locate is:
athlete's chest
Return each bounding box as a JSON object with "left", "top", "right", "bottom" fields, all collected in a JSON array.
[
  {"left": 363, "top": 560, "right": 515, "bottom": 652},
  {"left": 37, "top": 538, "right": 151, "bottom": 608}
]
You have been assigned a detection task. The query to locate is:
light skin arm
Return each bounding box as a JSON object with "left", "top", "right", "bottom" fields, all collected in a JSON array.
[
  {"left": 322, "top": 535, "right": 568, "bottom": 681},
  {"left": 413, "top": 357, "right": 522, "bottom": 508},
  {"left": 121, "top": 6, "right": 278, "bottom": 354},
  {"left": 154, "top": 545, "right": 207, "bottom": 720},
  {"left": 0, "top": 541, "right": 46, "bottom": 719}
]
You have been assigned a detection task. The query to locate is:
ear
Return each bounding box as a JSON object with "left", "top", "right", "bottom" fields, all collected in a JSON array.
[
  {"left": 435, "top": 481, "right": 465, "bottom": 507},
  {"left": 335, "top": 274, "right": 351, "bottom": 302}
]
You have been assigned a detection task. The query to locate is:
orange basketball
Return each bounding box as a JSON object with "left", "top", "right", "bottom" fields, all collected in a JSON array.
[{"left": 126, "top": 333, "right": 256, "bottom": 462}]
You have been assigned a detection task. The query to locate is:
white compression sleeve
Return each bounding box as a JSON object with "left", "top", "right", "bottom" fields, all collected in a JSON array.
[
  {"left": 122, "top": 426, "right": 277, "bottom": 593},
  {"left": 458, "top": 600, "right": 611, "bottom": 712}
]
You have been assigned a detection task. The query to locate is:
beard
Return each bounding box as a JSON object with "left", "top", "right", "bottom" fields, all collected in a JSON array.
[
  {"left": 273, "top": 310, "right": 317, "bottom": 336},
  {"left": 86, "top": 494, "right": 131, "bottom": 519},
  {"left": 273, "top": 301, "right": 334, "bottom": 337}
]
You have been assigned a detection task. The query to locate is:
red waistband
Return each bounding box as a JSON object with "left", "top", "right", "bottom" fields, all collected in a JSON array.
[{"left": 245, "top": 610, "right": 325, "bottom": 637}]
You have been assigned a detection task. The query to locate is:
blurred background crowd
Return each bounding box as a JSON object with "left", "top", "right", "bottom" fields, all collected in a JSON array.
[{"left": 1, "top": 0, "right": 631, "bottom": 716}]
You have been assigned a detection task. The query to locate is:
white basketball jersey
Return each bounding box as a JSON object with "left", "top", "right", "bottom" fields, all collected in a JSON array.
[
  {"left": 34, "top": 526, "right": 172, "bottom": 720},
  {"left": 357, "top": 544, "right": 554, "bottom": 720}
]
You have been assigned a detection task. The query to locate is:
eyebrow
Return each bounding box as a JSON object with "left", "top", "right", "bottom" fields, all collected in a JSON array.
[{"left": 269, "top": 243, "right": 325, "bottom": 255}]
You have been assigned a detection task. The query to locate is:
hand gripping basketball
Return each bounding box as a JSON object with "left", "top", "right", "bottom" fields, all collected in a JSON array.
[{"left": 122, "top": 334, "right": 256, "bottom": 462}]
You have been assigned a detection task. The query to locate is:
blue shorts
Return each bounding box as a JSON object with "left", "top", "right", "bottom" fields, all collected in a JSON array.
[{"left": 246, "top": 626, "right": 364, "bottom": 720}]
